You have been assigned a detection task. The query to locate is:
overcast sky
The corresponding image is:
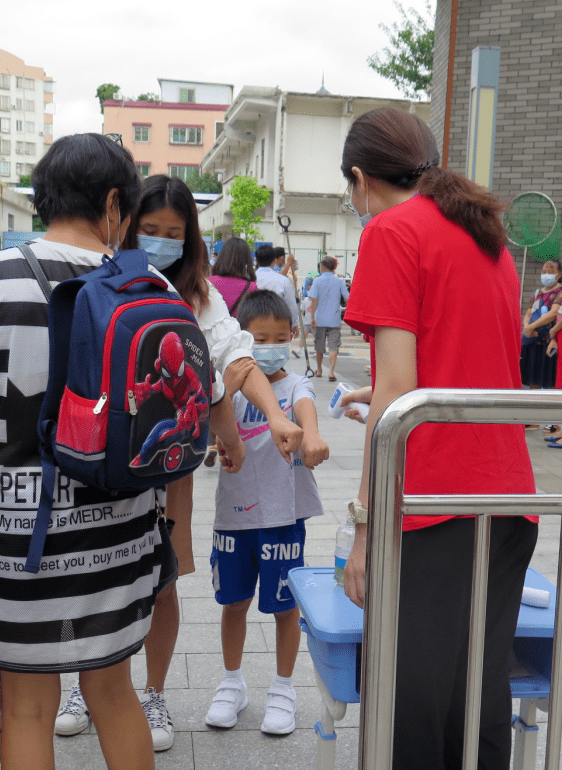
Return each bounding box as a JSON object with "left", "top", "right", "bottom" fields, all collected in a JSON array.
[{"left": 3, "top": 0, "right": 435, "bottom": 140}]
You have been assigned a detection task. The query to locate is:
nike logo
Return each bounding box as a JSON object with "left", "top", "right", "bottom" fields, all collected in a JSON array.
[
  {"left": 237, "top": 405, "right": 291, "bottom": 441},
  {"left": 244, "top": 503, "right": 258, "bottom": 511}
]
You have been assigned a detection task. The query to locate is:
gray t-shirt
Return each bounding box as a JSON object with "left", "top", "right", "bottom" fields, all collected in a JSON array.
[{"left": 214, "top": 372, "right": 324, "bottom": 530}]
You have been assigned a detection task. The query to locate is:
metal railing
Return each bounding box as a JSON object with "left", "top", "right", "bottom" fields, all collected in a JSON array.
[{"left": 359, "top": 388, "right": 562, "bottom": 770}]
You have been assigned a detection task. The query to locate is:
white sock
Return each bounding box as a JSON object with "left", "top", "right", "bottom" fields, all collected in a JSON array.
[
  {"left": 274, "top": 674, "right": 293, "bottom": 688},
  {"left": 224, "top": 668, "right": 244, "bottom": 682}
]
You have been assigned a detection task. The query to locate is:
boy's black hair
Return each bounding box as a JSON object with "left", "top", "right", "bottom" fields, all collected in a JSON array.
[
  {"left": 273, "top": 247, "right": 285, "bottom": 259},
  {"left": 255, "top": 244, "right": 275, "bottom": 267},
  {"left": 32, "top": 133, "right": 141, "bottom": 226},
  {"left": 237, "top": 289, "right": 293, "bottom": 331}
]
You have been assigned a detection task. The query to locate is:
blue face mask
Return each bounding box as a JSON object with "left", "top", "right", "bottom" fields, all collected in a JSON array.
[
  {"left": 137, "top": 234, "right": 184, "bottom": 270},
  {"left": 348, "top": 183, "right": 372, "bottom": 228},
  {"left": 252, "top": 343, "right": 291, "bottom": 375}
]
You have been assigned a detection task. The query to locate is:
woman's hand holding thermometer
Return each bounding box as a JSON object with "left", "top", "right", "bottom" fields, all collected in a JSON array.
[{"left": 328, "top": 382, "right": 371, "bottom": 424}]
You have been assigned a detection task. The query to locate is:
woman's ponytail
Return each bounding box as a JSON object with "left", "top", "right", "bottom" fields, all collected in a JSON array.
[{"left": 419, "top": 166, "right": 506, "bottom": 260}]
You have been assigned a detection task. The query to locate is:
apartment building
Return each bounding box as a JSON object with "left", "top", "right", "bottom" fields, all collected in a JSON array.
[
  {"left": 103, "top": 80, "right": 232, "bottom": 181},
  {"left": 197, "top": 86, "right": 430, "bottom": 276},
  {"left": 0, "top": 50, "right": 54, "bottom": 187}
]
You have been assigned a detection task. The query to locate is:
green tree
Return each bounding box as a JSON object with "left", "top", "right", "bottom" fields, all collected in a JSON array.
[
  {"left": 32, "top": 215, "right": 46, "bottom": 232},
  {"left": 189, "top": 171, "right": 222, "bottom": 195},
  {"left": 96, "top": 84, "right": 121, "bottom": 114},
  {"left": 228, "top": 176, "right": 271, "bottom": 248},
  {"left": 18, "top": 174, "right": 32, "bottom": 187},
  {"left": 368, "top": 2, "right": 434, "bottom": 99},
  {"left": 138, "top": 92, "right": 159, "bottom": 102}
]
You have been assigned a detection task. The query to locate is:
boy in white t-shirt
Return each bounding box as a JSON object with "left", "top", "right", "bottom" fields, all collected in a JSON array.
[{"left": 206, "top": 290, "right": 329, "bottom": 735}]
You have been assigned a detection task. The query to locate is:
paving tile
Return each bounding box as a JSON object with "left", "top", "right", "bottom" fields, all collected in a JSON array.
[
  {"left": 182, "top": 597, "right": 275, "bottom": 624},
  {"left": 192, "top": 726, "right": 359, "bottom": 770},
  {"left": 260, "top": 621, "right": 309, "bottom": 653},
  {"left": 175, "top": 622, "right": 266, "bottom": 654}
]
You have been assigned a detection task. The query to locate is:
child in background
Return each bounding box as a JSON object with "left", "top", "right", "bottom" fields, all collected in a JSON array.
[{"left": 205, "top": 290, "right": 329, "bottom": 734}]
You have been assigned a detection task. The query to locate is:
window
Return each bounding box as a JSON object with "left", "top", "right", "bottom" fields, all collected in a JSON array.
[
  {"left": 0, "top": 161, "right": 10, "bottom": 176},
  {"left": 0, "top": 74, "right": 9, "bottom": 90},
  {"left": 15, "top": 120, "right": 22, "bottom": 132},
  {"left": 16, "top": 163, "right": 24, "bottom": 175},
  {"left": 25, "top": 142, "right": 35, "bottom": 155},
  {"left": 260, "top": 139, "right": 265, "bottom": 179},
  {"left": 25, "top": 100, "right": 34, "bottom": 112},
  {"left": 168, "top": 165, "right": 199, "bottom": 183},
  {"left": 255, "top": 154, "right": 259, "bottom": 177},
  {"left": 179, "top": 88, "right": 195, "bottom": 104},
  {"left": 16, "top": 77, "right": 34, "bottom": 90},
  {"left": 215, "top": 122, "right": 224, "bottom": 140},
  {"left": 7, "top": 214, "right": 14, "bottom": 231},
  {"left": 16, "top": 142, "right": 24, "bottom": 154},
  {"left": 133, "top": 125, "right": 150, "bottom": 142},
  {"left": 136, "top": 164, "right": 150, "bottom": 178},
  {"left": 1, "top": 140, "right": 11, "bottom": 154},
  {"left": 169, "top": 126, "right": 203, "bottom": 145},
  {"left": 0, "top": 118, "right": 10, "bottom": 133},
  {"left": 0, "top": 96, "right": 9, "bottom": 112},
  {"left": 15, "top": 98, "right": 23, "bottom": 110},
  {"left": 25, "top": 121, "right": 34, "bottom": 133},
  {"left": 44, "top": 81, "right": 54, "bottom": 93},
  {"left": 26, "top": 164, "right": 35, "bottom": 174}
]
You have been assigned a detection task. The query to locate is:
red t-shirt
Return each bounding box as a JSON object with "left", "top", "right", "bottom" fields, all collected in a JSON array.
[{"left": 344, "top": 195, "right": 536, "bottom": 531}]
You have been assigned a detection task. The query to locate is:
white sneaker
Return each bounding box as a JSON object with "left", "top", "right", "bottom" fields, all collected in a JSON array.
[
  {"left": 139, "top": 687, "right": 174, "bottom": 751},
  {"left": 261, "top": 683, "right": 296, "bottom": 734},
  {"left": 55, "top": 684, "right": 91, "bottom": 736},
  {"left": 205, "top": 677, "right": 248, "bottom": 728}
]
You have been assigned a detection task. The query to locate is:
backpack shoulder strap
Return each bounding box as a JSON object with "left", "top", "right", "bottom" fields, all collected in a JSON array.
[
  {"left": 229, "top": 280, "right": 251, "bottom": 317},
  {"left": 18, "top": 243, "right": 52, "bottom": 301}
]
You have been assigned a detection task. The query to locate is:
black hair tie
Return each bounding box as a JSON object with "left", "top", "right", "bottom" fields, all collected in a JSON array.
[{"left": 411, "top": 161, "right": 432, "bottom": 178}]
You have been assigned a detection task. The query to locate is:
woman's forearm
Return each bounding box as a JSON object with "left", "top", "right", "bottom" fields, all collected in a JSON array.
[{"left": 529, "top": 306, "right": 559, "bottom": 329}]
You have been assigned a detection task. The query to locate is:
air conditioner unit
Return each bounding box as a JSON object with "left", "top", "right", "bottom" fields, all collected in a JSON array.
[{"left": 11, "top": 105, "right": 17, "bottom": 110}]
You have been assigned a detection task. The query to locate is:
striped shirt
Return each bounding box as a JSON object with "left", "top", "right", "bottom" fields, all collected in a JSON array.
[{"left": 0, "top": 239, "right": 163, "bottom": 673}]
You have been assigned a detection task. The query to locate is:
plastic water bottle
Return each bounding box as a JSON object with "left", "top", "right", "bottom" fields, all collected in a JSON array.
[
  {"left": 334, "top": 519, "right": 355, "bottom": 587},
  {"left": 328, "top": 382, "right": 370, "bottom": 422}
]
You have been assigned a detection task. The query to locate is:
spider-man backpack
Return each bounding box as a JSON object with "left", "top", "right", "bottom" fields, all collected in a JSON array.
[{"left": 18, "top": 246, "right": 212, "bottom": 573}]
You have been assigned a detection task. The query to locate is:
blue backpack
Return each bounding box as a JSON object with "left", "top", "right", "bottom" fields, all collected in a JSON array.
[{"left": 19, "top": 245, "right": 211, "bottom": 574}]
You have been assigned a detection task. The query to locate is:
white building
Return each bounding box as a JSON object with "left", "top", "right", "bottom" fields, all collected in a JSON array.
[
  {"left": 0, "top": 50, "right": 55, "bottom": 188},
  {"left": 0, "top": 185, "right": 35, "bottom": 243},
  {"left": 198, "top": 86, "right": 430, "bottom": 277}
]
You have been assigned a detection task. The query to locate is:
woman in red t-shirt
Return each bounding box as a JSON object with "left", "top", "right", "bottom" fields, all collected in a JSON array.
[{"left": 340, "top": 107, "right": 537, "bottom": 770}]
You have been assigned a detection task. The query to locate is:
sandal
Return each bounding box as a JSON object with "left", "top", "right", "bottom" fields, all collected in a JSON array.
[
  {"left": 543, "top": 424, "right": 561, "bottom": 435},
  {"left": 328, "top": 375, "right": 337, "bottom": 382}
]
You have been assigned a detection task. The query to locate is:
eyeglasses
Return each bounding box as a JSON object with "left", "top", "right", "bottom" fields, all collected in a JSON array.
[
  {"left": 105, "top": 133, "right": 123, "bottom": 147},
  {"left": 341, "top": 181, "right": 354, "bottom": 214}
]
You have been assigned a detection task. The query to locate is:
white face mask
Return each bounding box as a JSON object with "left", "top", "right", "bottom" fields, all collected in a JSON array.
[
  {"left": 541, "top": 273, "right": 557, "bottom": 287},
  {"left": 106, "top": 206, "right": 122, "bottom": 251}
]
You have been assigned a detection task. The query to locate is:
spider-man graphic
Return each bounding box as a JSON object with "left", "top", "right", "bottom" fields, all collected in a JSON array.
[{"left": 129, "top": 332, "right": 209, "bottom": 470}]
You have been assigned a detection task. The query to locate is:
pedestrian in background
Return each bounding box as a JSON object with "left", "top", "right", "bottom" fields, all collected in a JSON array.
[
  {"left": 340, "top": 106, "right": 537, "bottom": 770},
  {"left": 254, "top": 244, "right": 299, "bottom": 336},
  {"left": 210, "top": 237, "right": 258, "bottom": 318},
  {"left": 308, "top": 256, "right": 349, "bottom": 381}
]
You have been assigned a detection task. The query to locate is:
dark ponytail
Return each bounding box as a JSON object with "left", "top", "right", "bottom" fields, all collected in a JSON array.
[{"left": 341, "top": 107, "right": 507, "bottom": 261}]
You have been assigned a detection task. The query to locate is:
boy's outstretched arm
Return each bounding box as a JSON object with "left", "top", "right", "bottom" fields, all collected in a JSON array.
[
  {"left": 293, "top": 398, "right": 329, "bottom": 469},
  {"left": 209, "top": 393, "right": 245, "bottom": 473},
  {"left": 232, "top": 362, "right": 303, "bottom": 462}
]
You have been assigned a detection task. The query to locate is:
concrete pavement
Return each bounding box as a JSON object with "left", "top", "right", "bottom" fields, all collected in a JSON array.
[{"left": 54, "top": 325, "right": 562, "bottom": 769}]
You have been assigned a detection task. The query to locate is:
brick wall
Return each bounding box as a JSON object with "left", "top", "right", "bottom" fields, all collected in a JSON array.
[{"left": 432, "top": 0, "right": 562, "bottom": 309}]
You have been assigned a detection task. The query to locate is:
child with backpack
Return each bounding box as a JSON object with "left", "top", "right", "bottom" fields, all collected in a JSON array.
[{"left": 205, "top": 290, "right": 329, "bottom": 734}]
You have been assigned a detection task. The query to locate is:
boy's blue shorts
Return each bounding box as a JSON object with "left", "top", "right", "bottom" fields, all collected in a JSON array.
[{"left": 210, "top": 519, "right": 306, "bottom": 613}]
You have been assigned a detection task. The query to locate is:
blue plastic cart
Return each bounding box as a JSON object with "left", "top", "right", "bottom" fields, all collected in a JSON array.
[{"left": 288, "top": 566, "right": 555, "bottom": 770}]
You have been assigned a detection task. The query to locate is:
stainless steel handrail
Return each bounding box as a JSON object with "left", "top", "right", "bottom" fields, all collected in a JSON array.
[{"left": 359, "top": 388, "right": 562, "bottom": 770}]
